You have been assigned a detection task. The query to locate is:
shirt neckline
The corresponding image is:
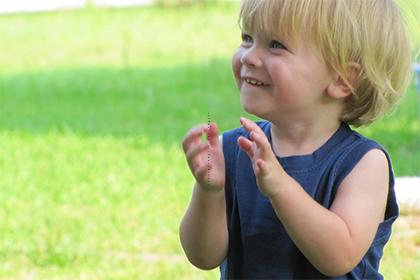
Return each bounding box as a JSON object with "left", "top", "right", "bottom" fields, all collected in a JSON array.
[{"left": 264, "top": 121, "right": 351, "bottom": 171}]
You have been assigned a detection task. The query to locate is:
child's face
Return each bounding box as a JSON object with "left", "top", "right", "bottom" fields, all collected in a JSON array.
[{"left": 232, "top": 31, "right": 336, "bottom": 121}]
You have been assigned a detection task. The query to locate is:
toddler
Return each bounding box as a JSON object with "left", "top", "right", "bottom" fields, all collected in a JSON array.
[{"left": 180, "top": 0, "right": 412, "bottom": 278}]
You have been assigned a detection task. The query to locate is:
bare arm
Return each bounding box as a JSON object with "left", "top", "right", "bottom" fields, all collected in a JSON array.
[
  {"left": 238, "top": 117, "right": 388, "bottom": 276},
  {"left": 180, "top": 182, "right": 228, "bottom": 269},
  {"left": 179, "top": 124, "right": 228, "bottom": 269},
  {"left": 269, "top": 149, "right": 388, "bottom": 276}
]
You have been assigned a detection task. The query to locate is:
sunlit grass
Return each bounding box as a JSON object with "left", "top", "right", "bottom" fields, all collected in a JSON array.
[
  {"left": 0, "top": 3, "right": 240, "bottom": 74},
  {"left": 380, "top": 214, "right": 420, "bottom": 279},
  {"left": 0, "top": 131, "right": 206, "bottom": 278}
]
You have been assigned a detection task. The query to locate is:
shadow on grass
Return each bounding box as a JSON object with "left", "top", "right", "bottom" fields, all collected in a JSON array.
[
  {"left": 0, "top": 59, "right": 418, "bottom": 175},
  {"left": 0, "top": 58, "right": 246, "bottom": 145}
]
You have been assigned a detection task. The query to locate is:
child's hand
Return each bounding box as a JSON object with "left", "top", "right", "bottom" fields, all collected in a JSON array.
[
  {"left": 182, "top": 122, "right": 225, "bottom": 192},
  {"left": 238, "top": 117, "right": 285, "bottom": 198}
]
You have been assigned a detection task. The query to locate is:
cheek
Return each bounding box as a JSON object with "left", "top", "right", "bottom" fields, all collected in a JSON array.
[
  {"left": 267, "top": 65, "right": 288, "bottom": 90},
  {"left": 268, "top": 65, "right": 302, "bottom": 103},
  {"left": 232, "top": 50, "right": 243, "bottom": 86}
]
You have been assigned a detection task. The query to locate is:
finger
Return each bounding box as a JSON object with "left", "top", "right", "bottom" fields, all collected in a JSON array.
[
  {"left": 237, "top": 136, "right": 254, "bottom": 159},
  {"left": 249, "top": 131, "right": 273, "bottom": 159},
  {"left": 240, "top": 117, "right": 265, "bottom": 136},
  {"left": 206, "top": 122, "right": 220, "bottom": 147},
  {"left": 240, "top": 117, "right": 269, "bottom": 153},
  {"left": 182, "top": 124, "right": 208, "bottom": 152}
]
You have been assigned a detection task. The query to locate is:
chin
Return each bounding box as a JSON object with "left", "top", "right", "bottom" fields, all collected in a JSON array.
[
  {"left": 240, "top": 102, "right": 264, "bottom": 120},
  {"left": 240, "top": 94, "right": 256, "bottom": 112}
]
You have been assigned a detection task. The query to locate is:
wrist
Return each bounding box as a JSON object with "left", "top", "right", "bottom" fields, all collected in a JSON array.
[
  {"left": 266, "top": 169, "right": 291, "bottom": 200},
  {"left": 268, "top": 174, "right": 298, "bottom": 207},
  {"left": 195, "top": 182, "right": 224, "bottom": 195},
  {"left": 258, "top": 163, "right": 287, "bottom": 198}
]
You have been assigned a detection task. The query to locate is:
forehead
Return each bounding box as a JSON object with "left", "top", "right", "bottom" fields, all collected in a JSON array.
[{"left": 239, "top": 0, "right": 314, "bottom": 43}]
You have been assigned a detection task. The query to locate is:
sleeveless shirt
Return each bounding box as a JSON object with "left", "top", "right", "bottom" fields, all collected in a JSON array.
[{"left": 220, "top": 121, "right": 398, "bottom": 279}]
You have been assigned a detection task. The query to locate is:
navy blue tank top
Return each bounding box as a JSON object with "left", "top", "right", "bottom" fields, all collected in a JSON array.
[{"left": 220, "top": 121, "right": 398, "bottom": 279}]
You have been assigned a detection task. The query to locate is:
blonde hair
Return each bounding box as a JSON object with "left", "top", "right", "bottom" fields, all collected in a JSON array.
[{"left": 239, "top": 0, "right": 413, "bottom": 126}]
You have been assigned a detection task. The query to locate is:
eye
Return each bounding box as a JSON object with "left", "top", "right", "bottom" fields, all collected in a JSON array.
[
  {"left": 241, "top": 33, "right": 253, "bottom": 44},
  {"left": 270, "top": 40, "right": 287, "bottom": 50}
]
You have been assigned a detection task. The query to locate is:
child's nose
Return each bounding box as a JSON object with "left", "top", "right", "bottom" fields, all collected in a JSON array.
[{"left": 240, "top": 47, "right": 263, "bottom": 68}]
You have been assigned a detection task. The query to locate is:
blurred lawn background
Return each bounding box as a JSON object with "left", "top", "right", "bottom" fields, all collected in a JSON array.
[{"left": 0, "top": 0, "right": 419, "bottom": 279}]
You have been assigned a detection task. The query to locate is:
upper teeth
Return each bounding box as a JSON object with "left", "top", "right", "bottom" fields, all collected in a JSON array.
[{"left": 245, "top": 78, "right": 264, "bottom": 86}]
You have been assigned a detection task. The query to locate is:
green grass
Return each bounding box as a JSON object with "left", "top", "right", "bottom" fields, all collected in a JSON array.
[
  {"left": 0, "top": 131, "right": 211, "bottom": 279},
  {"left": 0, "top": 2, "right": 419, "bottom": 279},
  {"left": 0, "top": 4, "right": 240, "bottom": 74},
  {"left": 380, "top": 214, "right": 420, "bottom": 279},
  {"left": 357, "top": 85, "right": 420, "bottom": 176}
]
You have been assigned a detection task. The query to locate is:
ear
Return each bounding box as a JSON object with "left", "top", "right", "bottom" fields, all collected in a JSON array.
[{"left": 327, "top": 62, "right": 361, "bottom": 99}]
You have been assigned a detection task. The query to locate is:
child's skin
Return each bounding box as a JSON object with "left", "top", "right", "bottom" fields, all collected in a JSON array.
[
  {"left": 181, "top": 123, "right": 228, "bottom": 268},
  {"left": 180, "top": 29, "right": 389, "bottom": 276}
]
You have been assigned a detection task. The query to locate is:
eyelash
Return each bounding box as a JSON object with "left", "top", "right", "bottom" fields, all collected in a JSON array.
[
  {"left": 241, "top": 33, "right": 253, "bottom": 44},
  {"left": 270, "top": 40, "right": 287, "bottom": 50},
  {"left": 241, "top": 33, "right": 287, "bottom": 51}
]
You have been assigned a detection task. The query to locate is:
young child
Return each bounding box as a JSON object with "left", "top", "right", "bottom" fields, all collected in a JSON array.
[{"left": 180, "top": 0, "right": 412, "bottom": 278}]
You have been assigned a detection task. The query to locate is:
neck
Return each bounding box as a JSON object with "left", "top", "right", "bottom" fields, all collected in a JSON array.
[{"left": 269, "top": 117, "right": 342, "bottom": 157}]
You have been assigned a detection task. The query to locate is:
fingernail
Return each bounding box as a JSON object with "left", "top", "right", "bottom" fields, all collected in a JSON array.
[{"left": 240, "top": 117, "right": 244, "bottom": 124}]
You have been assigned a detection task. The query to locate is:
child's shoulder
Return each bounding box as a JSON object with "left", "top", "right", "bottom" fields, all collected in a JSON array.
[
  {"left": 347, "top": 127, "right": 386, "bottom": 153},
  {"left": 331, "top": 125, "right": 392, "bottom": 182}
]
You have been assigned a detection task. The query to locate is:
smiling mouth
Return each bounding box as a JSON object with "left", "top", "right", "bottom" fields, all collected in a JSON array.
[{"left": 244, "top": 78, "right": 269, "bottom": 87}]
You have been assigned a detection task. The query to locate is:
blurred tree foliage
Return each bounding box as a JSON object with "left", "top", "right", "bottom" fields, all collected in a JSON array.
[{"left": 395, "top": 0, "right": 420, "bottom": 58}]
